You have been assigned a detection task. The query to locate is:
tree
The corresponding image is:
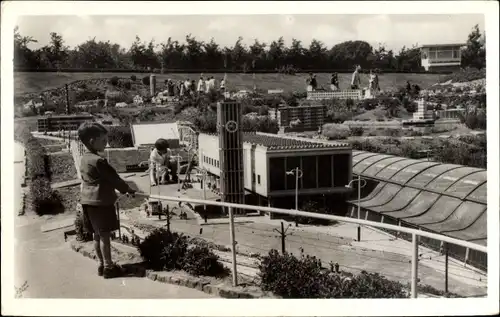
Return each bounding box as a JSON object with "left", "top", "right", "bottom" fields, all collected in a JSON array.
[
  {"left": 462, "top": 24, "right": 486, "bottom": 69},
  {"left": 43, "top": 32, "right": 69, "bottom": 69},
  {"left": 14, "top": 26, "right": 38, "bottom": 68}
]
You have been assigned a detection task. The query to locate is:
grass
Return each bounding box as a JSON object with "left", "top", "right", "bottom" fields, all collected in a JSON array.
[{"left": 15, "top": 72, "right": 447, "bottom": 96}]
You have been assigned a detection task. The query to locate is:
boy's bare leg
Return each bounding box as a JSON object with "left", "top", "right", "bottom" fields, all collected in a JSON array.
[
  {"left": 99, "top": 231, "right": 113, "bottom": 267},
  {"left": 93, "top": 233, "right": 104, "bottom": 266}
]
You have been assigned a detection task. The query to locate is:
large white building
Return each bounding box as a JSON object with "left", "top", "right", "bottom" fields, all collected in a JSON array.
[
  {"left": 420, "top": 43, "right": 466, "bottom": 72},
  {"left": 198, "top": 132, "right": 352, "bottom": 208}
]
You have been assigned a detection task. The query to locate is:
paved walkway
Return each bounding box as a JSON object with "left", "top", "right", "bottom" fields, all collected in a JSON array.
[{"left": 14, "top": 218, "right": 213, "bottom": 299}]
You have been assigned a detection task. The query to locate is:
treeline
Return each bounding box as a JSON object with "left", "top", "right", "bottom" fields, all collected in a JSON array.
[{"left": 14, "top": 25, "right": 485, "bottom": 73}]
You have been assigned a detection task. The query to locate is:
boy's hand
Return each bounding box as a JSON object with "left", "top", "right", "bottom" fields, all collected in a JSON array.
[{"left": 126, "top": 188, "right": 136, "bottom": 197}]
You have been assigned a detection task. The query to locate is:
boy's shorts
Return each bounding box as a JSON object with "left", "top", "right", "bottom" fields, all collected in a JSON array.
[{"left": 82, "top": 205, "right": 119, "bottom": 234}]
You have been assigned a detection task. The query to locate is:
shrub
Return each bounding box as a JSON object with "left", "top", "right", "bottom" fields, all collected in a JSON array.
[
  {"left": 109, "top": 76, "right": 119, "bottom": 86},
  {"left": 130, "top": 75, "right": 137, "bottom": 81},
  {"left": 348, "top": 271, "right": 407, "bottom": 298},
  {"left": 142, "top": 76, "right": 150, "bottom": 86},
  {"left": 349, "top": 126, "right": 364, "bottom": 137},
  {"left": 123, "top": 81, "right": 132, "bottom": 90},
  {"left": 138, "top": 229, "right": 189, "bottom": 271},
  {"left": 259, "top": 249, "right": 324, "bottom": 298},
  {"left": 461, "top": 110, "right": 486, "bottom": 130},
  {"left": 322, "top": 124, "right": 350, "bottom": 140},
  {"left": 359, "top": 98, "right": 378, "bottom": 111},
  {"left": 29, "top": 178, "right": 64, "bottom": 215},
  {"left": 182, "top": 244, "right": 229, "bottom": 277},
  {"left": 259, "top": 250, "right": 407, "bottom": 299},
  {"left": 107, "top": 125, "right": 134, "bottom": 148},
  {"left": 75, "top": 210, "right": 93, "bottom": 242}
]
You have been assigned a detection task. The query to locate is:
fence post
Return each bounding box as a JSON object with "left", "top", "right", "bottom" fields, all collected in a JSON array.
[
  {"left": 411, "top": 233, "right": 419, "bottom": 298},
  {"left": 228, "top": 206, "right": 238, "bottom": 286}
]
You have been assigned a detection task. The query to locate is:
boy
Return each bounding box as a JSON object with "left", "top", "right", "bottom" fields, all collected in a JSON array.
[
  {"left": 150, "top": 138, "right": 178, "bottom": 186},
  {"left": 78, "top": 122, "right": 136, "bottom": 279}
]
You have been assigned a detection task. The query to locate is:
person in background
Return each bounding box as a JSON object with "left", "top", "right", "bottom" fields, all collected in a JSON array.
[
  {"left": 197, "top": 76, "right": 205, "bottom": 94},
  {"left": 330, "top": 73, "right": 339, "bottom": 91},
  {"left": 205, "top": 77, "right": 211, "bottom": 93},
  {"left": 179, "top": 80, "right": 185, "bottom": 97},
  {"left": 306, "top": 73, "right": 313, "bottom": 91},
  {"left": 190, "top": 79, "right": 196, "bottom": 95},
  {"left": 184, "top": 78, "right": 191, "bottom": 91},
  {"left": 351, "top": 65, "right": 361, "bottom": 89},
  {"left": 310, "top": 74, "right": 318, "bottom": 91},
  {"left": 220, "top": 77, "right": 226, "bottom": 91},
  {"left": 150, "top": 138, "right": 178, "bottom": 186},
  {"left": 406, "top": 80, "right": 412, "bottom": 93},
  {"left": 78, "top": 122, "right": 136, "bottom": 279}
]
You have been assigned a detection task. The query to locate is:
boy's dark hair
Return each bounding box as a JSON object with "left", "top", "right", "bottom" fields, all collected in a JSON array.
[
  {"left": 154, "top": 138, "right": 169, "bottom": 151},
  {"left": 78, "top": 121, "right": 108, "bottom": 147}
]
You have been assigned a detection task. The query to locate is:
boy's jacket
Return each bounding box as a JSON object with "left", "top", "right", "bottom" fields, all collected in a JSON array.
[{"left": 79, "top": 151, "right": 130, "bottom": 206}]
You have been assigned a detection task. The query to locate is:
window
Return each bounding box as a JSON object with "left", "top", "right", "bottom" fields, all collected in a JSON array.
[
  {"left": 302, "top": 156, "right": 317, "bottom": 189},
  {"left": 333, "top": 154, "right": 350, "bottom": 187},
  {"left": 258, "top": 175, "right": 261, "bottom": 185},
  {"left": 252, "top": 173, "right": 256, "bottom": 183},
  {"left": 453, "top": 49, "right": 459, "bottom": 59},
  {"left": 317, "top": 155, "right": 332, "bottom": 188},
  {"left": 269, "top": 157, "right": 286, "bottom": 191}
]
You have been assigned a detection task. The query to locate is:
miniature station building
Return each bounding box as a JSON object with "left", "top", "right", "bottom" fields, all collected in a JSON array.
[
  {"left": 198, "top": 131, "right": 353, "bottom": 214},
  {"left": 420, "top": 43, "right": 466, "bottom": 72},
  {"left": 268, "top": 104, "right": 327, "bottom": 133},
  {"left": 37, "top": 114, "right": 94, "bottom": 132}
]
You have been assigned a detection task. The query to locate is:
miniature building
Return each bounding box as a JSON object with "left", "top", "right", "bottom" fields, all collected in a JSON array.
[
  {"left": 269, "top": 104, "right": 327, "bottom": 133},
  {"left": 413, "top": 99, "right": 434, "bottom": 120},
  {"left": 198, "top": 132, "right": 352, "bottom": 211},
  {"left": 420, "top": 43, "right": 466, "bottom": 72},
  {"left": 37, "top": 114, "right": 94, "bottom": 132}
]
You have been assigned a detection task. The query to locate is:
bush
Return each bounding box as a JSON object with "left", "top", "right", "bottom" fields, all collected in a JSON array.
[
  {"left": 461, "top": 110, "right": 486, "bottom": 130},
  {"left": 123, "top": 81, "right": 132, "bottom": 90},
  {"left": 130, "top": 75, "right": 137, "bottom": 81},
  {"left": 349, "top": 126, "right": 364, "bottom": 137},
  {"left": 75, "top": 210, "right": 93, "bottom": 242},
  {"left": 109, "top": 76, "right": 119, "bottom": 86},
  {"left": 107, "top": 125, "right": 134, "bottom": 148},
  {"left": 138, "top": 229, "right": 189, "bottom": 271},
  {"left": 359, "top": 98, "right": 378, "bottom": 111},
  {"left": 29, "top": 177, "right": 64, "bottom": 215},
  {"left": 322, "top": 124, "right": 350, "bottom": 140},
  {"left": 259, "top": 249, "right": 324, "bottom": 298},
  {"left": 142, "top": 76, "right": 150, "bottom": 86},
  {"left": 183, "top": 244, "right": 229, "bottom": 277},
  {"left": 258, "top": 250, "right": 407, "bottom": 298}
]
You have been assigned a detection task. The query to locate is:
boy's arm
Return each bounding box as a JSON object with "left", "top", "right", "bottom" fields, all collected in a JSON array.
[{"left": 96, "top": 158, "right": 134, "bottom": 194}]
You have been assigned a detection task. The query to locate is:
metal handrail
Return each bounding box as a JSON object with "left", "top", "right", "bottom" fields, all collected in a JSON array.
[
  {"left": 118, "top": 191, "right": 487, "bottom": 298},
  {"left": 130, "top": 192, "right": 486, "bottom": 252}
]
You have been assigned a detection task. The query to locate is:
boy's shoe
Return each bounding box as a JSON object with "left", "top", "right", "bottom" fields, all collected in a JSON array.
[
  {"left": 103, "top": 264, "right": 123, "bottom": 279},
  {"left": 98, "top": 265, "right": 104, "bottom": 276}
]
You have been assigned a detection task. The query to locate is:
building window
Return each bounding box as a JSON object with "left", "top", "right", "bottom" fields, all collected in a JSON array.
[
  {"left": 252, "top": 173, "right": 256, "bottom": 183},
  {"left": 258, "top": 175, "right": 261, "bottom": 185},
  {"left": 333, "top": 154, "right": 350, "bottom": 187}
]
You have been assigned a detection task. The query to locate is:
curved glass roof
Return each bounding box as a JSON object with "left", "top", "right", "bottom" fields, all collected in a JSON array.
[{"left": 350, "top": 151, "right": 488, "bottom": 246}]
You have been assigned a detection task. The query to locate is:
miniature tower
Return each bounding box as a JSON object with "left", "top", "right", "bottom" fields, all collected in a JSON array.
[{"left": 217, "top": 101, "right": 245, "bottom": 214}]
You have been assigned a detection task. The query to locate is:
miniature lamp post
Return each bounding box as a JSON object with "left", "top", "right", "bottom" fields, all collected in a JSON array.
[
  {"left": 345, "top": 175, "right": 367, "bottom": 242},
  {"left": 286, "top": 167, "right": 303, "bottom": 211}
]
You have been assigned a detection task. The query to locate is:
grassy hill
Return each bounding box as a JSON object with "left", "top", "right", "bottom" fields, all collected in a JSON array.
[{"left": 15, "top": 72, "right": 446, "bottom": 96}]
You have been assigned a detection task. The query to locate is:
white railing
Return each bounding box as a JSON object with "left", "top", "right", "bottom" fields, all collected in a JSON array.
[
  {"left": 128, "top": 192, "right": 487, "bottom": 298},
  {"left": 307, "top": 90, "right": 363, "bottom": 101}
]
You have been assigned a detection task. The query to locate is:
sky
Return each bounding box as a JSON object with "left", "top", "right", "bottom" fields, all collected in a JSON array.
[{"left": 16, "top": 14, "right": 484, "bottom": 53}]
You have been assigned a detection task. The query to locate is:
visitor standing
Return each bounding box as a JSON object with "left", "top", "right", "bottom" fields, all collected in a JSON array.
[
  {"left": 351, "top": 65, "right": 361, "bottom": 89},
  {"left": 197, "top": 76, "right": 205, "bottom": 94},
  {"left": 330, "top": 73, "right": 339, "bottom": 91},
  {"left": 78, "top": 122, "right": 136, "bottom": 279}
]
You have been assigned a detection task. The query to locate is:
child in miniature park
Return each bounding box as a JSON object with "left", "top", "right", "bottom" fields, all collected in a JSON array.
[
  {"left": 78, "top": 122, "right": 136, "bottom": 279},
  {"left": 149, "top": 138, "right": 178, "bottom": 186}
]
